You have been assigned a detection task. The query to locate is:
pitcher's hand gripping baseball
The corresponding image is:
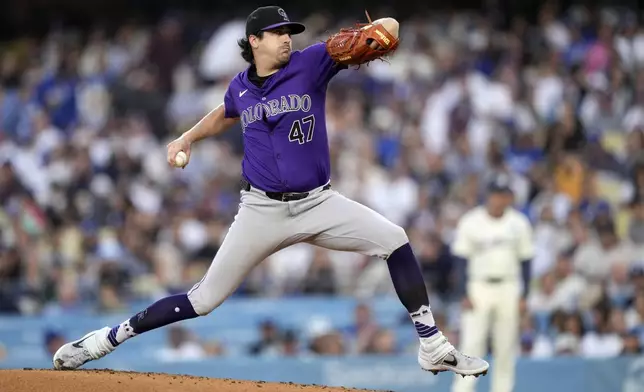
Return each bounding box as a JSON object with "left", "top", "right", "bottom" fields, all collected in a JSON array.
[{"left": 167, "top": 136, "right": 191, "bottom": 168}]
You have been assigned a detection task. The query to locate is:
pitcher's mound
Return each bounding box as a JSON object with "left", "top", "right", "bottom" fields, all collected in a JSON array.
[{"left": 1, "top": 369, "right": 389, "bottom": 392}]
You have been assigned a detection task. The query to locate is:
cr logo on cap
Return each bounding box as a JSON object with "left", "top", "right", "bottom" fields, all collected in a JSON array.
[{"left": 278, "top": 8, "right": 288, "bottom": 21}]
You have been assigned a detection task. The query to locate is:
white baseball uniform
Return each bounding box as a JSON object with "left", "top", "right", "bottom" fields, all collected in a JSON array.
[{"left": 450, "top": 206, "right": 535, "bottom": 392}]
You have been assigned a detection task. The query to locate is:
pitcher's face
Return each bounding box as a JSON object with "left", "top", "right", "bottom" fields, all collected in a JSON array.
[{"left": 253, "top": 26, "right": 293, "bottom": 67}]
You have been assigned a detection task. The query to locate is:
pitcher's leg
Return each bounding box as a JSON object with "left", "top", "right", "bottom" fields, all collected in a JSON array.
[
  {"left": 298, "top": 192, "right": 427, "bottom": 320},
  {"left": 186, "top": 208, "right": 290, "bottom": 315},
  {"left": 298, "top": 191, "right": 489, "bottom": 376},
  {"left": 54, "top": 191, "right": 289, "bottom": 370}
]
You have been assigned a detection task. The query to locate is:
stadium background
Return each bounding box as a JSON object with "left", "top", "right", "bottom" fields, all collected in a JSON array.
[{"left": 1, "top": 0, "right": 644, "bottom": 391}]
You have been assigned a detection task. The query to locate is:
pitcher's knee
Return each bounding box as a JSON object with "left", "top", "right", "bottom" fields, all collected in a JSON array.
[
  {"left": 187, "top": 289, "right": 225, "bottom": 316},
  {"left": 388, "top": 224, "right": 409, "bottom": 253}
]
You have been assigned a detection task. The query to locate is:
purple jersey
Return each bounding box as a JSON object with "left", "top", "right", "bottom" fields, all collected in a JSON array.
[{"left": 223, "top": 42, "right": 346, "bottom": 192}]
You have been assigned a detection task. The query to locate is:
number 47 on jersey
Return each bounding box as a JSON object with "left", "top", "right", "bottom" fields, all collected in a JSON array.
[{"left": 288, "top": 115, "right": 316, "bottom": 144}]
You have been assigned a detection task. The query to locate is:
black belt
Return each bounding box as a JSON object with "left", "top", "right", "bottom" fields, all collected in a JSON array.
[
  {"left": 483, "top": 277, "right": 510, "bottom": 284},
  {"left": 241, "top": 179, "right": 331, "bottom": 202}
]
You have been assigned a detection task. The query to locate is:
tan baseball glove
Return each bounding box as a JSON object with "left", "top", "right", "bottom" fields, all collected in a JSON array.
[{"left": 325, "top": 11, "right": 400, "bottom": 66}]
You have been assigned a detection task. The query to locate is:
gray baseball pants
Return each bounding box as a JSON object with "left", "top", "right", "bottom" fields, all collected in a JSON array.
[{"left": 187, "top": 183, "right": 408, "bottom": 315}]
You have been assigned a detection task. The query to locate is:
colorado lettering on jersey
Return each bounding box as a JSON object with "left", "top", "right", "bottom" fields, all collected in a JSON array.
[{"left": 240, "top": 94, "right": 312, "bottom": 130}]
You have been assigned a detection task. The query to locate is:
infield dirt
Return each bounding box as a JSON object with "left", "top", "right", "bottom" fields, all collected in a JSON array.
[{"left": 0, "top": 369, "right": 392, "bottom": 392}]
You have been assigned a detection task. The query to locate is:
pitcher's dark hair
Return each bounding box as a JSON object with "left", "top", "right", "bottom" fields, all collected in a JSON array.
[{"left": 237, "top": 31, "right": 264, "bottom": 64}]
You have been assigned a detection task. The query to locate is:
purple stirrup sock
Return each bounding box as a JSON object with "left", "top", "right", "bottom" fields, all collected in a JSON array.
[
  {"left": 107, "top": 294, "right": 198, "bottom": 347},
  {"left": 387, "top": 243, "right": 438, "bottom": 339}
]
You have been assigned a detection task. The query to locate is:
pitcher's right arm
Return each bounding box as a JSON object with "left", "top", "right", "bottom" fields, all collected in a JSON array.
[
  {"left": 182, "top": 103, "right": 239, "bottom": 144},
  {"left": 167, "top": 103, "right": 240, "bottom": 167}
]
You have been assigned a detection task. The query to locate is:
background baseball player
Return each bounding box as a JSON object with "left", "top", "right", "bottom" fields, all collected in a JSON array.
[
  {"left": 52, "top": 5, "right": 489, "bottom": 378},
  {"left": 451, "top": 174, "right": 535, "bottom": 392}
]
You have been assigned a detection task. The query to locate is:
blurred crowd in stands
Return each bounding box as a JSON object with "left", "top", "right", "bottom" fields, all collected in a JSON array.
[{"left": 1, "top": 2, "right": 644, "bottom": 360}]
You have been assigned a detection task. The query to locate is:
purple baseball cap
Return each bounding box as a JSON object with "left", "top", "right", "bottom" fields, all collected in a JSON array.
[{"left": 245, "top": 6, "right": 305, "bottom": 38}]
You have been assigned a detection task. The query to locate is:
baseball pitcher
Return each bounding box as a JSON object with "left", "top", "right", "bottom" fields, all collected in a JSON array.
[
  {"left": 53, "top": 6, "right": 488, "bottom": 378},
  {"left": 451, "top": 175, "right": 535, "bottom": 392}
]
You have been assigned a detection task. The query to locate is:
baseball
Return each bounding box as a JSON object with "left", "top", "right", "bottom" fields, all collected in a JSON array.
[{"left": 174, "top": 151, "right": 187, "bottom": 167}]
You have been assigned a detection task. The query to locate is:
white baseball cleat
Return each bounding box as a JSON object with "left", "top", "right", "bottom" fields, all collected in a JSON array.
[
  {"left": 418, "top": 333, "right": 489, "bottom": 377},
  {"left": 53, "top": 327, "right": 115, "bottom": 370}
]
